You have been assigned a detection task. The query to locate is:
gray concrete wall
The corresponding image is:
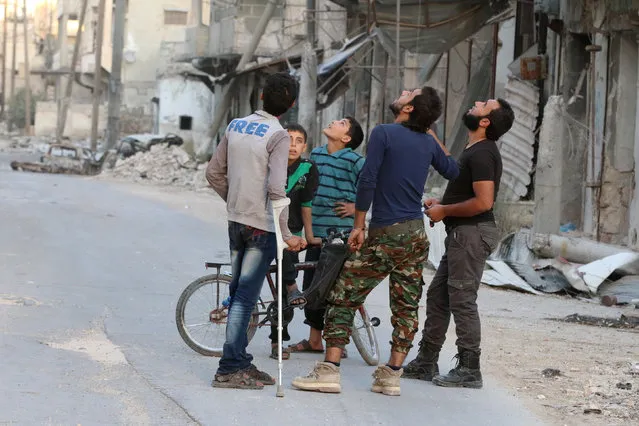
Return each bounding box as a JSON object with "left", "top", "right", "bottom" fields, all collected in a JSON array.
[
  {"left": 35, "top": 101, "right": 107, "bottom": 138},
  {"left": 558, "top": 33, "right": 589, "bottom": 228},
  {"left": 158, "top": 76, "right": 214, "bottom": 156},
  {"left": 598, "top": 32, "right": 636, "bottom": 244},
  {"left": 533, "top": 95, "right": 563, "bottom": 235}
]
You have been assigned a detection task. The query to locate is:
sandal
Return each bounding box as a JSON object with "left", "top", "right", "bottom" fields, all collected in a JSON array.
[
  {"left": 212, "top": 369, "right": 264, "bottom": 390},
  {"left": 246, "top": 364, "right": 276, "bottom": 385},
  {"left": 287, "top": 339, "right": 323, "bottom": 353},
  {"left": 287, "top": 340, "right": 349, "bottom": 358},
  {"left": 287, "top": 288, "right": 306, "bottom": 309},
  {"left": 270, "top": 345, "right": 290, "bottom": 360}
]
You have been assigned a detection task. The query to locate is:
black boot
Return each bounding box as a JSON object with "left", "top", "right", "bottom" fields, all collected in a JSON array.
[
  {"left": 402, "top": 341, "right": 440, "bottom": 381},
  {"left": 432, "top": 349, "right": 483, "bottom": 389}
]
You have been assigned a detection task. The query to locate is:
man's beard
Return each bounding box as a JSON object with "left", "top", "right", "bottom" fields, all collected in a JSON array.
[
  {"left": 462, "top": 112, "right": 481, "bottom": 131},
  {"left": 389, "top": 102, "right": 402, "bottom": 117}
]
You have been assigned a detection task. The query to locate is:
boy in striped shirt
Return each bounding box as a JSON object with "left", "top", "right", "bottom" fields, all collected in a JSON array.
[{"left": 288, "top": 116, "right": 365, "bottom": 355}]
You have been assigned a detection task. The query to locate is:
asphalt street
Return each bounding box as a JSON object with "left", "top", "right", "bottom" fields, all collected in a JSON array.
[{"left": 0, "top": 155, "right": 545, "bottom": 425}]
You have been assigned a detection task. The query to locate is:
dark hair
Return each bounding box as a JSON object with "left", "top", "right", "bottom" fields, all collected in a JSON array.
[
  {"left": 285, "top": 123, "right": 308, "bottom": 143},
  {"left": 345, "top": 116, "right": 364, "bottom": 150},
  {"left": 262, "top": 72, "right": 299, "bottom": 117},
  {"left": 403, "top": 86, "right": 442, "bottom": 133},
  {"left": 485, "top": 98, "right": 515, "bottom": 140}
]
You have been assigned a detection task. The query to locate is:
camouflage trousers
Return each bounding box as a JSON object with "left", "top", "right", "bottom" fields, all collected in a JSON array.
[{"left": 324, "top": 218, "right": 428, "bottom": 354}]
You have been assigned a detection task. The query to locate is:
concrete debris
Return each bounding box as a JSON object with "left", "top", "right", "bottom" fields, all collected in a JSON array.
[
  {"left": 102, "top": 144, "right": 208, "bottom": 189},
  {"left": 598, "top": 276, "right": 639, "bottom": 306},
  {"left": 541, "top": 368, "right": 561, "bottom": 378},
  {"left": 477, "top": 229, "right": 639, "bottom": 306},
  {"left": 528, "top": 230, "right": 639, "bottom": 275},
  {"left": 554, "top": 313, "right": 639, "bottom": 329},
  {"left": 0, "top": 134, "right": 55, "bottom": 154}
]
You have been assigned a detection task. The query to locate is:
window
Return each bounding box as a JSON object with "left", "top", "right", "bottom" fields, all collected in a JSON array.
[
  {"left": 50, "top": 146, "right": 78, "bottom": 159},
  {"left": 164, "top": 10, "right": 188, "bottom": 26},
  {"left": 179, "top": 116, "right": 193, "bottom": 130}
]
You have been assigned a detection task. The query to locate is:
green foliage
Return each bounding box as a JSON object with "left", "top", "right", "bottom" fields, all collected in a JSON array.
[{"left": 7, "top": 88, "right": 44, "bottom": 130}]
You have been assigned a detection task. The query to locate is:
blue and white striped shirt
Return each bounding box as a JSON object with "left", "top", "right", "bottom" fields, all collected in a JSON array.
[{"left": 310, "top": 145, "right": 365, "bottom": 237}]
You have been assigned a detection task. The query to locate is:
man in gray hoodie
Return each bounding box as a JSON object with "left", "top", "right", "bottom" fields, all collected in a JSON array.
[{"left": 206, "top": 72, "right": 306, "bottom": 390}]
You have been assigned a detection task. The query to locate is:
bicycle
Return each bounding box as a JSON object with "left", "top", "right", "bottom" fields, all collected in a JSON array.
[{"left": 175, "top": 230, "right": 382, "bottom": 366}]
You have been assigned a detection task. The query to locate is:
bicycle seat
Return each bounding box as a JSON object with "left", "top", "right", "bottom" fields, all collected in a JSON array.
[{"left": 205, "top": 262, "right": 231, "bottom": 269}]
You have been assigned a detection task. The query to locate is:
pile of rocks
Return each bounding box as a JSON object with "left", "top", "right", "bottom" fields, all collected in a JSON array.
[
  {"left": 0, "top": 135, "right": 54, "bottom": 154},
  {"left": 103, "top": 144, "right": 208, "bottom": 188}
]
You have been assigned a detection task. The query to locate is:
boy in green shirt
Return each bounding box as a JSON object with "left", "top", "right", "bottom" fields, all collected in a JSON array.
[{"left": 268, "top": 123, "right": 319, "bottom": 359}]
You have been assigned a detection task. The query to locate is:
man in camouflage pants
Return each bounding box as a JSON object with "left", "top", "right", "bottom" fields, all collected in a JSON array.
[{"left": 292, "top": 87, "right": 459, "bottom": 395}]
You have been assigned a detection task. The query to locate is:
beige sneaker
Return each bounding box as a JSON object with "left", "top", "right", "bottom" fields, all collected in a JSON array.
[
  {"left": 371, "top": 365, "right": 402, "bottom": 396},
  {"left": 291, "top": 362, "right": 341, "bottom": 393}
]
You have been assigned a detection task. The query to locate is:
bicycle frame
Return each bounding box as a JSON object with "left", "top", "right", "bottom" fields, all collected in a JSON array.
[
  {"left": 264, "top": 260, "right": 316, "bottom": 302},
  {"left": 204, "top": 259, "right": 319, "bottom": 328}
]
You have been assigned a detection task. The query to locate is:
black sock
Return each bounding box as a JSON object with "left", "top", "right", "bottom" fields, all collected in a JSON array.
[
  {"left": 386, "top": 364, "right": 401, "bottom": 371},
  {"left": 326, "top": 361, "right": 340, "bottom": 367}
]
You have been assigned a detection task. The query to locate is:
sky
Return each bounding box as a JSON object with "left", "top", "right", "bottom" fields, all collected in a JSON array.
[{"left": 1, "top": 0, "right": 52, "bottom": 15}]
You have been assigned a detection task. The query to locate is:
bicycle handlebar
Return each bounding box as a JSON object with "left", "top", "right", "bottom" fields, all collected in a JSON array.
[
  {"left": 324, "top": 230, "right": 350, "bottom": 243},
  {"left": 303, "top": 229, "right": 351, "bottom": 249}
]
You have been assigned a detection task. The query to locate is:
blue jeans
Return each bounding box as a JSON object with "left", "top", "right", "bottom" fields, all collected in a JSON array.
[{"left": 217, "top": 221, "right": 276, "bottom": 375}]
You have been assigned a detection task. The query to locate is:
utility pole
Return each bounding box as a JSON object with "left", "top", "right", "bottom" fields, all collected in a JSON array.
[
  {"left": 48, "top": 0, "right": 53, "bottom": 34},
  {"left": 204, "top": 0, "right": 281, "bottom": 156},
  {"left": 9, "top": 0, "right": 17, "bottom": 131},
  {"left": 2, "top": 1, "right": 8, "bottom": 118},
  {"left": 298, "top": 0, "right": 317, "bottom": 146},
  {"left": 22, "top": 0, "right": 31, "bottom": 135},
  {"left": 105, "top": 0, "right": 126, "bottom": 150},
  {"left": 56, "top": 0, "right": 88, "bottom": 141},
  {"left": 90, "top": 0, "right": 106, "bottom": 151}
]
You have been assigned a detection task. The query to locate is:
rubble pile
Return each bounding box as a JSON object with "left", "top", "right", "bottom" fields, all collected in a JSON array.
[
  {"left": 0, "top": 135, "right": 54, "bottom": 154},
  {"left": 103, "top": 144, "right": 208, "bottom": 188},
  {"left": 427, "top": 225, "right": 639, "bottom": 308}
]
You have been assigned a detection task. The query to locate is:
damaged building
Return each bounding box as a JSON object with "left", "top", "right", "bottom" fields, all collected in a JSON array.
[
  {"left": 160, "top": 0, "right": 511, "bottom": 158},
  {"left": 524, "top": 0, "right": 639, "bottom": 249},
  {"left": 32, "top": 0, "right": 194, "bottom": 137}
]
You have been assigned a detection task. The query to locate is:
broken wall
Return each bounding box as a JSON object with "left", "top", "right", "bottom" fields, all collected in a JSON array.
[
  {"left": 157, "top": 76, "right": 214, "bottom": 155},
  {"left": 209, "top": 0, "right": 346, "bottom": 58},
  {"left": 122, "top": 81, "right": 156, "bottom": 116},
  {"left": 120, "top": 106, "right": 154, "bottom": 135},
  {"left": 558, "top": 33, "right": 589, "bottom": 228},
  {"left": 35, "top": 101, "right": 107, "bottom": 138},
  {"left": 598, "top": 32, "right": 637, "bottom": 245},
  {"left": 124, "top": 0, "right": 190, "bottom": 83}
]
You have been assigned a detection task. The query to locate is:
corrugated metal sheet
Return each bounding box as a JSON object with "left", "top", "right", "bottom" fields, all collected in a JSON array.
[
  {"left": 534, "top": 0, "right": 560, "bottom": 15},
  {"left": 498, "top": 76, "right": 540, "bottom": 201},
  {"left": 607, "top": 0, "right": 639, "bottom": 13},
  {"left": 344, "top": 0, "right": 511, "bottom": 54}
]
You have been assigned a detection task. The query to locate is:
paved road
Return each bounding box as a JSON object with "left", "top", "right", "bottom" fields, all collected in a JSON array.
[{"left": 0, "top": 157, "right": 545, "bottom": 425}]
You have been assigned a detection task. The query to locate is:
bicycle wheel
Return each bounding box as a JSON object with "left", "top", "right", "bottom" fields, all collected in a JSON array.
[
  {"left": 352, "top": 305, "right": 380, "bottom": 366},
  {"left": 175, "top": 273, "right": 259, "bottom": 357}
]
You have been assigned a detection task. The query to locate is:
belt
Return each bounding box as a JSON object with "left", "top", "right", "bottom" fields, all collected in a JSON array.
[{"left": 368, "top": 218, "right": 424, "bottom": 238}]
